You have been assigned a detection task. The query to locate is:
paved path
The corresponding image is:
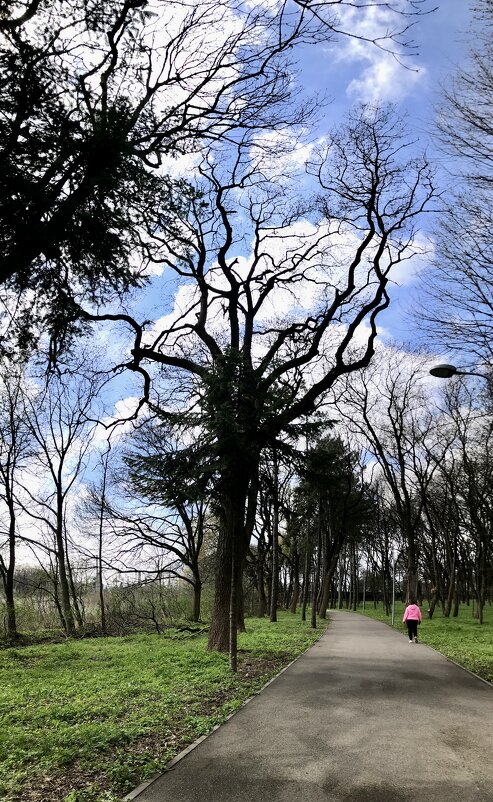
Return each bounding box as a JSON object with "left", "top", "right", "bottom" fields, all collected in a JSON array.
[{"left": 128, "top": 611, "right": 493, "bottom": 802}]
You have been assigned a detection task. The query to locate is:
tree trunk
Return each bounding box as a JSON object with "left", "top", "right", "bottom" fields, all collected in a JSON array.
[
  {"left": 192, "top": 577, "right": 202, "bottom": 622},
  {"left": 452, "top": 588, "right": 460, "bottom": 618},
  {"left": 57, "top": 548, "right": 76, "bottom": 635},
  {"left": 427, "top": 587, "right": 439, "bottom": 619},
  {"left": 3, "top": 578, "right": 18, "bottom": 640},
  {"left": 55, "top": 486, "right": 75, "bottom": 636},
  {"left": 236, "top": 557, "right": 246, "bottom": 632},
  {"left": 407, "top": 532, "right": 418, "bottom": 604},
  {"left": 208, "top": 467, "right": 250, "bottom": 653},
  {"left": 288, "top": 549, "right": 300, "bottom": 614},
  {"left": 256, "top": 561, "right": 267, "bottom": 616},
  {"left": 229, "top": 526, "right": 238, "bottom": 672},
  {"left": 97, "top": 450, "right": 109, "bottom": 633},
  {"left": 65, "top": 543, "right": 84, "bottom": 630},
  {"left": 208, "top": 520, "right": 232, "bottom": 652},
  {"left": 443, "top": 559, "right": 456, "bottom": 618},
  {"left": 301, "top": 548, "right": 311, "bottom": 622},
  {"left": 1, "top": 510, "right": 19, "bottom": 639},
  {"left": 318, "top": 571, "right": 330, "bottom": 619},
  {"left": 51, "top": 574, "right": 67, "bottom": 631}
]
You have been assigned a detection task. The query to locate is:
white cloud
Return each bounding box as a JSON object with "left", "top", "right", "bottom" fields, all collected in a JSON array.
[
  {"left": 346, "top": 55, "right": 423, "bottom": 104},
  {"left": 330, "top": 6, "right": 425, "bottom": 103},
  {"left": 248, "top": 129, "right": 316, "bottom": 182}
]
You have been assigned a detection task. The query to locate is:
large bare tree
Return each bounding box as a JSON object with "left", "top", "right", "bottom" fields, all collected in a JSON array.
[{"left": 85, "top": 105, "right": 434, "bottom": 655}]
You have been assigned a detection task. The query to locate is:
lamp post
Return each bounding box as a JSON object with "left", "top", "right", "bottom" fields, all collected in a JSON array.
[
  {"left": 429, "top": 363, "right": 488, "bottom": 380},
  {"left": 362, "top": 555, "right": 367, "bottom": 612},
  {"left": 391, "top": 550, "right": 396, "bottom": 627}
]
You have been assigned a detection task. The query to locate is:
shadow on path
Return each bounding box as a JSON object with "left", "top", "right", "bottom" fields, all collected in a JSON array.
[{"left": 127, "top": 610, "right": 493, "bottom": 802}]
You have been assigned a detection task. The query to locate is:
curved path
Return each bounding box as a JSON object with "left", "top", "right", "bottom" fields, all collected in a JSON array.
[{"left": 127, "top": 610, "right": 493, "bottom": 802}]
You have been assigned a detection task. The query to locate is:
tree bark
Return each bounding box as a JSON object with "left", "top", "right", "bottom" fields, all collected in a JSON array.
[
  {"left": 1, "top": 507, "right": 18, "bottom": 639},
  {"left": 207, "top": 520, "right": 232, "bottom": 652},
  {"left": 192, "top": 577, "right": 202, "bottom": 622},
  {"left": 208, "top": 463, "right": 250, "bottom": 653},
  {"left": 289, "top": 549, "right": 300, "bottom": 614}
]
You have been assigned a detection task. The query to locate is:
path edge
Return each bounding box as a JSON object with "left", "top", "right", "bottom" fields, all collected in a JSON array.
[
  {"left": 420, "top": 643, "right": 492, "bottom": 689},
  {"left": 352, "top": 609, "right": 492, "bottom": 689},
  {"left": 122, "top": 622, "right": 331, "bottom": 801}
]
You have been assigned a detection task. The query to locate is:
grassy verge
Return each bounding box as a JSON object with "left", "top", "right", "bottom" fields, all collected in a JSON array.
[
  {"left": 0, "top": 612, "right": 328, "bottom": 802},
  {"left": 354, "top": 601, "right": 493, "bottom": 684}
]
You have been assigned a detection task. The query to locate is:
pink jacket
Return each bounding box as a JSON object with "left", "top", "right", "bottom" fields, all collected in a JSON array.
[{"left": 403, "top": 604, "right": 422, "bottom": 623}]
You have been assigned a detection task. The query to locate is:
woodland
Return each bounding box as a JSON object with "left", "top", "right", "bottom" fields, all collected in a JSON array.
[{"left": 0, "top": 0, "right": 492, "bottom": 675}]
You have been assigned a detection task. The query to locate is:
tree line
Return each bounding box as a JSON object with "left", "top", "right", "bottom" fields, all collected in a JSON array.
[{"left": 1, "top": 345, "right": 491, "bottom": 652}]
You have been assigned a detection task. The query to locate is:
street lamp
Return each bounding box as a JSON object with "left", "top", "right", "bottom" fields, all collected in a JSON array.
[
  {"left": 429, "top": 363, "right": 488, "bottom": 380},
  {"left": 391, "top": 550, "right": 397, "bottom": 627}
]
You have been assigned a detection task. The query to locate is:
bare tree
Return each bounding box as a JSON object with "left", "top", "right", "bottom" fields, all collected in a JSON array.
[
  {"left": 84, "top": 106, "right": 434, "bottom": 656},
  {"left": 0, "top": 360, "right": 32, "bottom": 638},
  {"left": 418, "top": 0, "right": 493, "bottom": 362},
  {"left": 0, "top": 0, "right": 430, "bottom": 350},
  {"left": 15, "top": 356, "right": 104, "bottom": 634}
]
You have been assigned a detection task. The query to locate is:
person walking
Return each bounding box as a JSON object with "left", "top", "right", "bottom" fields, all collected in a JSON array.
[{"left": 403, "top": 600, "right": 422, "bottom": 643}]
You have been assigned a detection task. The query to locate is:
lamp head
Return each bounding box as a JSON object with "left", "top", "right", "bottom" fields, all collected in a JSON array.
[{"left": 429, "top": 363, "right": 458, "bottom": 379}]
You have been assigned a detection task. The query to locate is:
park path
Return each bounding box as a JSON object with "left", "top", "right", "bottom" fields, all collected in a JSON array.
[{"left": 126, "top": 610, "right": 493, "bottom": 802}]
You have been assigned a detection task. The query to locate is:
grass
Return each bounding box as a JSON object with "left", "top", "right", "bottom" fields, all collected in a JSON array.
[
  {"left": 0, "top": 612, "right": 329, "bottom": 802},
  {"left": 354, "top": 600, "right": 493, "bottom": 684}
]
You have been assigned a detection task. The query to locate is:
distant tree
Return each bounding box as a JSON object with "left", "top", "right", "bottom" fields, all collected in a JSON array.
[
  {"left": 103, "top": 420, "right": 214, "bottom": 622},
  {"left": 438, "top": 380, "right": 493, "bottom": 623},
  {"left": 80, "top": 443, "right": 112, "bottom": 633},
  {"left": 293, "top": 435, "right": 369, "bottom": 624},
  {"left": 15, "top": 354, "right": 104, "bottom": 634},
  {"left": 0, "top": 360, "right": 32, "bottom": 638},
  {"left": 339, "top": 353, "right": 449, "bottom": 603}
]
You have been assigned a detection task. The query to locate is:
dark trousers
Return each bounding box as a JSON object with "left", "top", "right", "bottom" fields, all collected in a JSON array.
[{"left": 406, "top": 619, "right": 418, "bottom": 640}]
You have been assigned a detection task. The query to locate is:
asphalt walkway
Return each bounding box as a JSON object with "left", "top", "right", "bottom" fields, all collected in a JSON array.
[{"left": 126, "top": 610, "right": 493, "bottom": 802}]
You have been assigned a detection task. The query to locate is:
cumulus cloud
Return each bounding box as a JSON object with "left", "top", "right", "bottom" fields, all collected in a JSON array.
[
  {"left": 346, "top": 54, "right": 423, "bottom": 104},
  {"left": 330, "top": 5, "right": 425, "bottom": 103}
]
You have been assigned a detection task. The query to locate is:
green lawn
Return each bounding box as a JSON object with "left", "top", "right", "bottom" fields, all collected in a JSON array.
[
  {"left": 354, "top": 601, "right": 493, "bottom": 684},
  {"left": 0, "top": 613, "right": 328, "bottom": 802}
]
